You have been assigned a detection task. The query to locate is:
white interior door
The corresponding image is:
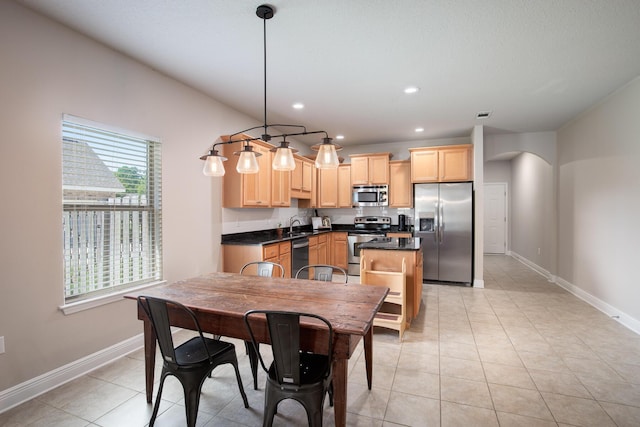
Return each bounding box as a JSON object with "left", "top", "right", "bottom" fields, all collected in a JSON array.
[{"left": 484, "top": 183, "right": 507, "bottom": 254}]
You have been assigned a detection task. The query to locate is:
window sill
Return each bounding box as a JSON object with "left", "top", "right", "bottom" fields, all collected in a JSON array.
[{"left": 59, "top": 280, "right": 166, "bottom": 315}]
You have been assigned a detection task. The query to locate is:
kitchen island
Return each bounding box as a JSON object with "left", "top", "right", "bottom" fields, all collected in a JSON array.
[{"left": 359, "top": 237, "right": 423, "bottom": 324}]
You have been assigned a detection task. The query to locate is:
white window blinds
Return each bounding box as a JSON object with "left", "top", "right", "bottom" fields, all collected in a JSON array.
[{"left": 62, "top": 115, "right": 162, "bottom": 301}]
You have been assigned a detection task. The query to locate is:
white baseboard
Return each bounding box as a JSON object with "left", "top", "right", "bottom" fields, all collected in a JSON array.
[
  {"left": 509, "top": 253, "right": 640, "bottom": 336},
  {"left": 0, "top": 334, "right": 143, "bottom": 414},
  {"left": 554, "top": 276, "right": 640, "bottom": 335},
  {"left": 510, "top": 251, "right": 555, "bottom": 282},
  {"left": 473, "top": 279, "right": 485, "bottom": 288}
]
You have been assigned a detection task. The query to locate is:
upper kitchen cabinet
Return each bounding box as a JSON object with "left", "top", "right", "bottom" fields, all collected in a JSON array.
[
  {"left": 389, "top": 160, "right": 412, "bottom": 208},
  {"left": 350, "top": 153, "right": 391, "bottom": 185},
  {"left": 337, "top": 164, "right": 352, "bottom": 208},
  {"left": 317, "top": 164, "right": 351, "bottom": 208},
  {"left": 409, "top": 144, "right": 473, "bottom": 183},
  {"left": 222, "top": 135, "right": 290, "bottom": 208},
  {"left": 291, "top": 155, "right": 313, "bottom": 200},
  {"left": 271, "top": 167, "right": 291, "bottom": 207}
]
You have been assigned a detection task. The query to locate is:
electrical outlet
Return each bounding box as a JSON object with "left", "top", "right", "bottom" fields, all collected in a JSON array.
[{"left": 0, "top": 336, "right": 5, "bottom": 354}]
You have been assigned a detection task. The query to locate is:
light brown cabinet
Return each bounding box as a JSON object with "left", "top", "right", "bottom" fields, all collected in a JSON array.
[
  {"left": 263, "top": 241, "right": 291, "bottom": 278},
  {"left": 350, "top": 153, "right": 391, "bottom": 185},
  {"left": 389, "top": 160, "right": 413, "bottom": 207},
  {"left": 291, "top": 155, "right": 313, "bottom": 200},
  {"left": 317, "top": 164, "right": 351, "bottom": 208},
  {"left": 222, "top": 240, "right": 291, "bottom": 278},
  {"left": 409, "top": 144, "right": 473, "bottom": 183},
  {"left": 222, "top": 135, "right": 292, "bottom": 207},
  {"left": 309, "top": 234, "right": 328, "bottom": 266},
  {"left": 271, "top": 168, "right": 291, "bottom": 207},
  {"left": 387, "top": 232, "right": 413, "bottom": 238},
  {"left": 337, "top": 165, "right": 352, "bottom": 208},
  {"left": 330, "top": 232, "right": 348, "bottom": 271}
]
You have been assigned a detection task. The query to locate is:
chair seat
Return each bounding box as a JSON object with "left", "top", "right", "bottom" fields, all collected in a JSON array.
[{"left": 174, "top": 337, "right": 235, "bottom": 365}]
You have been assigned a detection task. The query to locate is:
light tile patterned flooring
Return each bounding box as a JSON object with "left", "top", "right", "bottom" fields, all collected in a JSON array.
[{"left": 2, "top": 255, "right": 640, "bottom": 426}]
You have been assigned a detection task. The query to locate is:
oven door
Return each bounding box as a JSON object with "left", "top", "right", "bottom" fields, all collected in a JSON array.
[{"left": 347, "top": 233, "right": 383, "bottom": 276}]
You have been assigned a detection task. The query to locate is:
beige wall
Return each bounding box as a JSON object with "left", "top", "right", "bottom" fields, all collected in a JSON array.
[
  {"left": 557, "top": 77, "right": 640, "bottom": 323},
  {"left": 0, "top": 1, "right": 259, "bottom": 391}
]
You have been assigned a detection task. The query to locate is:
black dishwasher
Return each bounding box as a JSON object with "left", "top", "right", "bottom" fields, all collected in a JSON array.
[{"left": 291, "top": 237, "right": 309, "bottom": 278}]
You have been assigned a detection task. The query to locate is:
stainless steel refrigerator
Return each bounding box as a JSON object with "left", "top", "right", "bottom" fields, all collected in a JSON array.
[{"left": 414, "top": 182, "right": 473, "bottom": 284}]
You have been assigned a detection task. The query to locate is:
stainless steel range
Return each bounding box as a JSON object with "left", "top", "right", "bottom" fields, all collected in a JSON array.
[{"left": 347, "top": 216, "right": 391, "bottom": 275}]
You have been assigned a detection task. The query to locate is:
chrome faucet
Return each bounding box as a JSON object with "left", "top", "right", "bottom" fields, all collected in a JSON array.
[{"left": 289, "top": 216, "right": 301, "bottom": 234}]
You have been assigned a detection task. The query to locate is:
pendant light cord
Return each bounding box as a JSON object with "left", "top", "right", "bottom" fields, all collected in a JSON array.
[{"left": 263, "top": 14, "right": 268, "bottom": 139}]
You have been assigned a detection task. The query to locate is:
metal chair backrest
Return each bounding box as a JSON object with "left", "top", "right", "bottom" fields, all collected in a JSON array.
[
  {"left": 240, "top": 261, "right": 285, "bottom": 277},
  {"left": 137, "top": 296, "right": 210, "bottom": 367},
  {"left": 295, "top": 264, "right": 348, "bottom": 283},
  {"left": 244, "top": 310, "right": 333, "bottom": 385}
]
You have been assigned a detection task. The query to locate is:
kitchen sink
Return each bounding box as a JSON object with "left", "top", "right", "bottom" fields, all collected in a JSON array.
[{"left": 284, "top": 231, "right": 314, "bottom": 238}]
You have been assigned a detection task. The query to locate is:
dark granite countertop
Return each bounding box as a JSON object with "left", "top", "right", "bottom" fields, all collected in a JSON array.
[
  {"left": 221, "top": 225, "right": 412, "bottom": 246},
  {"left": 358, "top": 237, "right": 422, "bottom": 251}
]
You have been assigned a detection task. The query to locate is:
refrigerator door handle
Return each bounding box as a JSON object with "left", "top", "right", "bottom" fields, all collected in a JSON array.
[
  {"left": 434, "top": 201, "right": 440, "bottom": 244},
  {"left": 439, "top": 201, "right": 444, "bottom": 244}
]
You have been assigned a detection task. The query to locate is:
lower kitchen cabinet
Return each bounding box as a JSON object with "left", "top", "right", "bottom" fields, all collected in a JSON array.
[
  {"left": 222, "top": 241, "right": 291, "bottom": 278},
  {"left": 331, "top": 232, "right": 348, "bottom": 271},
  {"left": 309, "top": 234, "right": 328, "bottom": 265}
]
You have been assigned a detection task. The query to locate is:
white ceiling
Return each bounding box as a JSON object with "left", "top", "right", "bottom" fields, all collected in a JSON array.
[{"left": 18, "top": 0, "right": 640, "bottom": 147}]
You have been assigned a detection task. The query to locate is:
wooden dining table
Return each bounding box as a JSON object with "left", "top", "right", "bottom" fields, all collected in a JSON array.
[{"left": 124, "top": 271, "right": 388, "bottom": 427}]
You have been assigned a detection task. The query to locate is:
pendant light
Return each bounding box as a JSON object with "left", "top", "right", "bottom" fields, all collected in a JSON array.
[
  {"left": 235, "top": 143, "right": 261, "bottom": 174},
  {"left": 200, "top": 4, "right": 338, "bottom": 176},
  {"left": 311, "top": 137, "right": 342, "bottom": 169},
  {"left": 270, "top": 138, "right": 298, "bottom": 171},
  {"left": 202, "top": 148, "right": 227, "bottom": 176}
]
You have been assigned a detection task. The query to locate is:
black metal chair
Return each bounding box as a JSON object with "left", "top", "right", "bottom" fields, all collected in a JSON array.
[
  {"left": 239, "top": 260, "right": 285, "bottom": 389},
  {"left": 240, "top": 261, "right": 285, "bottom": 277},
  {"left": 137, "top": 296, "right": 249, "bottom": 427},
  {"left": 244, "top": 310, "right": 334, "bottom": 427},
  {"left": 295, "top": 264, "right": 348, "bottom": 283}
]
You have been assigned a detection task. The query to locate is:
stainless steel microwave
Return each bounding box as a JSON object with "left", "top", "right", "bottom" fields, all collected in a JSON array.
[{"left": 352, "top": 185, "right": 388, "bottom": 207}]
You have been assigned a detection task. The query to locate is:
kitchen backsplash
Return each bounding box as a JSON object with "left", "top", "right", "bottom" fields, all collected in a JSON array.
[{"left": 221, "top": 202, "right": 414, "bottom": 234}]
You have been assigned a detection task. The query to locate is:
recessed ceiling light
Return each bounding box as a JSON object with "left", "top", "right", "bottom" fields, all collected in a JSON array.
[
  {"left": 415, "top": 127, "right": 424, "bottom": 133},
  {"left": 476, "top": 110, "right": 492, "bottom": 119},
  {"left": 335, "top": 135, "right": 345, "bottom": 140},
  {"left": 404, "top": 86, "right": 420, "bottom": 94},
  {"left": 292, "top": 103, "right": 304, "bottom": 109}
]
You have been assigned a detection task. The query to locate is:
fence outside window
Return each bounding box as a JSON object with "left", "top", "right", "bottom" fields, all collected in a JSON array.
[{"left": 62, "top": 116, "right": 162, "bottom": 301}]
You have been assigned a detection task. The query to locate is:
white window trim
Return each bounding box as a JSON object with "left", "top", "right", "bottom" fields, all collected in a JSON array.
[{"left": 59, "top": 280, "right": 166, "bottom": 315}]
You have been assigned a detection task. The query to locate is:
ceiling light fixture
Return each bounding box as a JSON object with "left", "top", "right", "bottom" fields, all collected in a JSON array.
[
  {"left": 201, "top": 4, "right": 339, "bottom": 176},
  {"left": 292, "top": 102, "right": 304, "bottom": 109},
  {"left": 404, "top": 86, "right": 420, "bottom": 94},
  {"left": 415, "top": 127, "right": 424, "bottom": 133}
]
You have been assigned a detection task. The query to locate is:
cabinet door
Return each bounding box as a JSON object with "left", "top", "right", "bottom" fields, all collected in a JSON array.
[
  {"left": 337, "top": 165, "right": 352, "bottom": 208},
  {"left": 317, "top": 168, "right": 338, "bottom": 208},
  {"left": 242, "top": 144, "right": 271, "bottom": 206},
  {"left": 389, "top": 161, "right": 412, "bottom": 207},
  {"left": 350, "top": 157, "right": 370, "bottom": 185},
  {"left": 279, "top": 251, "right": 291, "bottom": 278},
  {"left": 272, "top": 169, "right": 291, "bottom": 207},
  {"left": 301, "top": 160, "right": 313, "bottom": 192},
  {"left": 368, "top": 155, "right": 389, "bottom": 184},
  {"left": 439, "top": 146, "right": 472, "bottom": 181},
  {"left": 291, "top": 157, "right": 303, "bottom": 192},
  {"left": 308, "top": 236, "right": 319, "bottom": 265},
  {"left": 331, "top": 232, "right": 348, "bottom": 270},
  {"left": 411, "top": 149, "right": 439, "bottom": 183}
]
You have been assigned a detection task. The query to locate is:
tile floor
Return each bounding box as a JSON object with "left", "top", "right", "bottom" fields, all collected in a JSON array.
[{"left": 2, "top": 255, "right": 640, "bottom": 426}]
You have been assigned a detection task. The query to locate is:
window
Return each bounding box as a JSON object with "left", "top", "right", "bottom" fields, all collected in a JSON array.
[{"left": 62, "top": 115, "right": 162, "bottom": 303}]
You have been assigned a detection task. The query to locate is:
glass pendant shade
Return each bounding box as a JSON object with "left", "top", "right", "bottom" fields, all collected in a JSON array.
[
  {"left": 272, "top": 146, "right": 296, "bottom": 171},
  {"left": 203, "top": 154, "right": 226, "bottom": 176},
  {"left": 315, "top": 143, "right": 339, "bottom": 169},
  {"left": 236, "top": 148, "right": 260, "bottom": 174}
]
